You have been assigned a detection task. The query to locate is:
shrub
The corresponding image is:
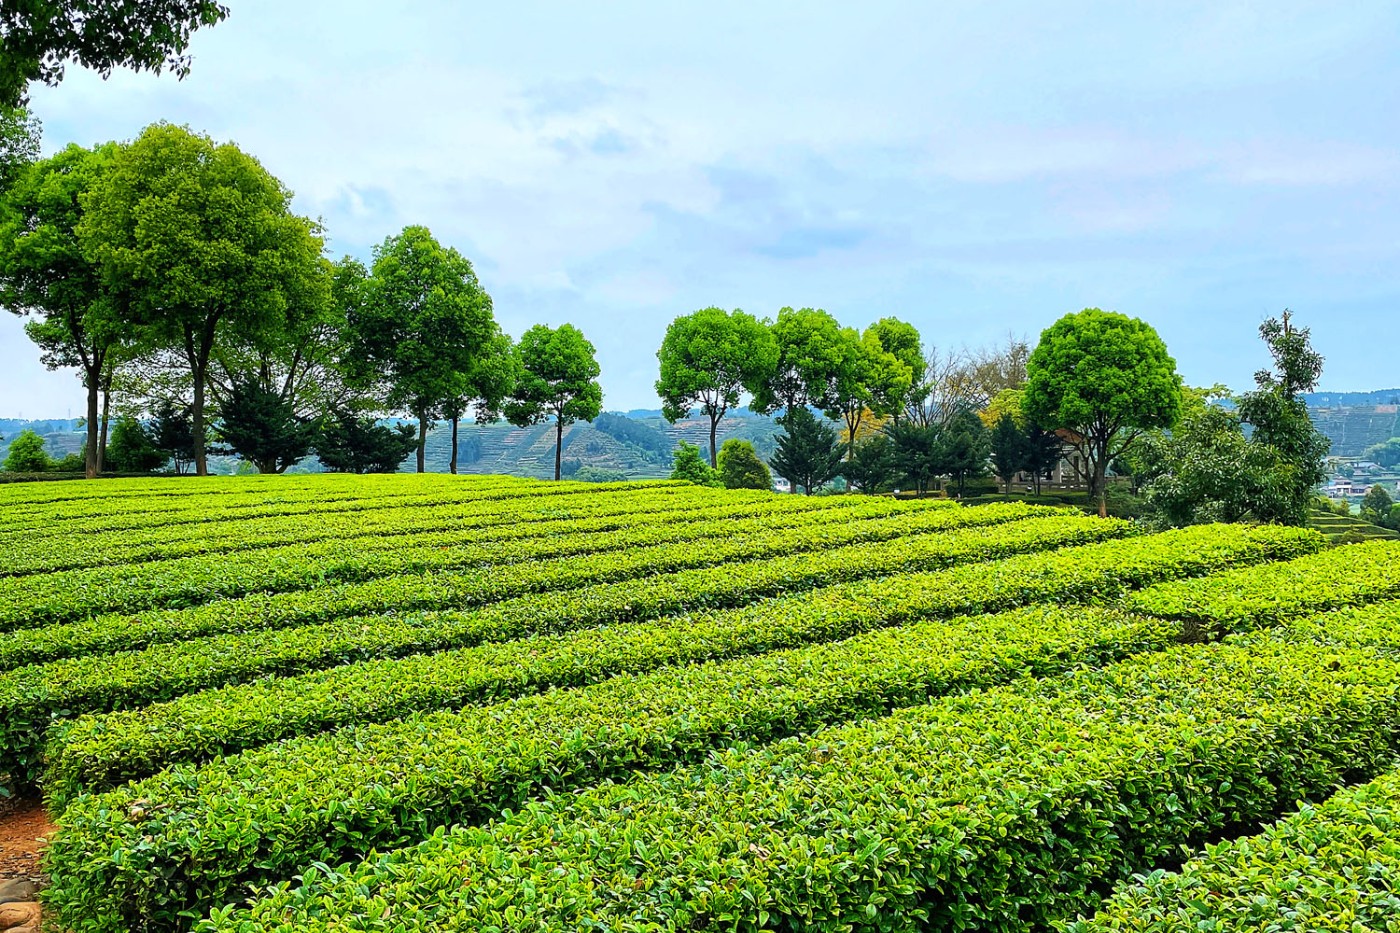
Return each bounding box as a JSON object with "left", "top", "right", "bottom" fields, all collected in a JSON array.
[{"left": 716, "top": 439, "right": 771, "bottom": 490}]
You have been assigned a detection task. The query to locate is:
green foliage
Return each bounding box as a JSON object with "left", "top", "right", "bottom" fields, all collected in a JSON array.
[
  {"left": 1140, "top": 405, "right": 1301, "bottom": 527},
  {"left": 591, "top": 412, "right": 671, "bottom": 459},
  {"left": 103, "top": 417, "right": 164, "bottom": 473},
  {"left": 989, "top": 412, "right": 1028, "bottom": 491},
  {"left": 716, "top": 438, "right": 771, "bottom": 490},
  {"left": 346, "top": 225, "right": 499, "bottom": 472},
  {"left": 195, "top": 634, "right": 1379, "bottom": 933},
  {"left": 1, "top": 429, "right": 50, "bottom": 472},
  {"left": 0, "top": 0, "right": 230, "bottom": 106},
  {"left": 770, "top": 406, "right": 844, "bottom": 494},
  {"left": 1360, "top": 484, "right": 1395, "bottom": 528},
  {"left": 567, "top": 465, "right": 628, "bottom": 483},
  {"left": 1364, "top": 437, "right": 1400, "bottom": 468},
  {"left": 842, "top": 434, "right": 900, "bottom": 494},
  {"left": 1024, "top": 308, "right": 1181, "bottom": 514},
  {"left": 504, "top": 323, "right": 603, "bottom": 480},
  {"left": 311, "top": 409, "right": 417, "bottom": 474},
  {"left": 1068, "top": 764, "right": 1400, "bottom": 932},
  {"left": 864, "top": 316, "right": 925, "bottom": 401},
  {"left": 79, "top": 123, "right": 328, "bottom": 475},
  {"left": 150, "top": 399, "right": 198, "bottom": 474},
  {"left": 943, "top": 407, "right": 991, "bottom": 496},
  {"left": 656, "top": 307, "right": 777, "bottom": 465},
  {"left": 1127, "top": 539, "right": 1400, "bottom": 641},
  {"left": 750, "top": 306, "right": 846, "bottom": 415},
  {"left": 213, "top": 379, "right": 315, "bottom": 474},
  {"left": 0, "top": 105, "right": 40, "bottom": 191},
  {"left": 821, "top": 323, "right": 916, "bottom": 450},
  {"left": 1234, "top": 311, "right": 1330, "bottom": 526},
  {"left": 0, "top": 140, "right": 127, "bottom": 477}
]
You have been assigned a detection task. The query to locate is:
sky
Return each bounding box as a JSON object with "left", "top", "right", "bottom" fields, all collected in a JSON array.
[{"left": 3, "top": 0, "right": 1399, "bottom": 417}]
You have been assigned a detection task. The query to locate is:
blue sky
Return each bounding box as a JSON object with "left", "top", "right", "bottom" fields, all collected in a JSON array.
[{"left": 4, "top": 0, "right": 1398, "bottom": 417}]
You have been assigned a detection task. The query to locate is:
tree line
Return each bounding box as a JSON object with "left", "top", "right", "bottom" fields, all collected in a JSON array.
[
  {"left": 0, "top": 121, "right": 604, "bottom": 480},
  {"left": 660, "top": 304, "right": 1332, "bottom": 528}
]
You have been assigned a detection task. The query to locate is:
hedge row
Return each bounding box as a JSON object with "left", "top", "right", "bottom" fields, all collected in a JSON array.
[
  {"left": 0, "top": 473, "right": 535, "bottom": 530},
  {"left": 0, "top": 513, "right": 1116, "bottom": 785},
  {"left": 0, "top": 493, "right": 991, "bottom": 628},
  {"left": 0, "top": 476, "right": 678, "bottom": 542},
  {"left": 1066, "top": 769, "right": 1400, "bottom": 932},
  {"left": 44, "top": 549, "right": 1184, "bottom": 800},
  {"left": 42, "top": 523, "right": 1325, "bottom": 799},
  {"left": 177, "top": 638, "right": 1400, "bottom": 933},
  {"left": 1068, "top": 598, "right": 1400, "bottom": 932},
  {"left": 1127, "top": 538, "right": 1400, "bottom": 640},
  {"left": 0, "top": 482, "right": 768, "bottom": 576},
  {"left": 1281, "top": 597, "right": 1400, "bottom": 650},
  {"left": 0, "top": 502, "right": 1070, "bottom": 666},
  {"left": 45, "top": 604, "right": 1178, "bottom": 932}
]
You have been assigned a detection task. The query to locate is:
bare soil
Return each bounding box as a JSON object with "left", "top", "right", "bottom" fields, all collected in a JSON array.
[{"left": 0, "top": 796, "right": 52, "bottom": 882}]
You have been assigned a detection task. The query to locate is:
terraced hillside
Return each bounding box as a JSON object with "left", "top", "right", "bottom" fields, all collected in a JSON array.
[{"left": 0, "top": 475, "right": 1397, "bottom": 932}]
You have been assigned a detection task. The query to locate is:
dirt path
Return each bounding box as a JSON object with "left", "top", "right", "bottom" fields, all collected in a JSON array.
[{"left": 0, "top": 796, "right": 51, "bottom": 883}]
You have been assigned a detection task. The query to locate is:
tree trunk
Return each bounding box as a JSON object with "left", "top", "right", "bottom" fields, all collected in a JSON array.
[
  {"left": 708, "top": 415, "right": 719, "bottom": 469},
  {"left": 97, "top": 387, "right": 110, "bottom": 474},
  {"left": 450, "top": 415, "right": 459, "bottom": 475},
  {"left": 1093, "top": 456, "right": 1108, "bottom": 518},
  {"left": 83, "top": 375, "right": 100, "bottom": 479},
  {"left": 554, "top": 419, "right": 563, "bottom": 481},
  {"left": 416, "top": 416, "right": 428, "bottom": 473},
  {"left": 192, "top": 371, "right": 208, "bottom": 476}
]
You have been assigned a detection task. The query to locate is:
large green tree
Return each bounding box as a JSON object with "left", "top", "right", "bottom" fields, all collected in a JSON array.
[
  {"left": 989, "top": 412, "right": 1029, "bottom": 493},
  {"left": 504, "top": 323, "right": 603, "bottom": 480},
  {"left": 1, "top": 0, "right": 229, "bottom": 106},
  {"left": 0, "top": 141, "right": 132, "bottom": 477},
  {"left": 348, "top": 226, "right": 500, "bottom": 473},
  {"left": 656, "top": 306, "right": 776, "bottom": 467},
  {"left": 863, "top": 317, "right": 924, "bottom": 420},
  {"left": 823, "top": 325, "right": 915, "bottom": 459},
  {"left": 1024, "top": 308, "right": 1182, "bottom": 516},
  {"left": 751, "top": 306, "right": 847, "bottom": 418},
  {"left": 1233, "top": 311, "right": 1331, "bottom": 526},
  {"left": 78, "top": 123, "right": 327, "bottom": 475}
]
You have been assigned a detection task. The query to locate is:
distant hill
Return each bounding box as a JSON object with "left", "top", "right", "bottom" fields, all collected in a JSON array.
[
  {"left": 421, "top": 410, "right": 783, "bottom": 478},
  {"left": 1305, "top": 390, "right": 1400, "bottom": 407}
]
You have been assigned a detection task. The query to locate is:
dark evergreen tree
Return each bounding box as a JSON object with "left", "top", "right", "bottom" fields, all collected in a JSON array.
[
  {"left": 312, "top": 409, "right": 418, "bottom": 474},
  {"left": 770, "top": 407, "right": 844, "bottom": 495},
  {"left": 944, "top": 408, "right": 991, "bottom": 497},
  {"left": 883, "top": 420, "right": 945, "bottom": 497},
  {"left": 212, "top": 378, "right": 316, "bottom": 474},
  {"left": 989, "top": 412, "right": 1029, "bottom": 493},
  {"left": 151, "top": 399, "right": 198, "bottom": 475},
  {"left": 842, "top": 434, "right": 901, "bottom": 494}
]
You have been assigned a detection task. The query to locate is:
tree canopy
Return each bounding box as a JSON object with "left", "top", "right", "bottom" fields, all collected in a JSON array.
[
  {"left": 78, "top": 122, "right": 328, "bottom": 475},
  {"left": 504, "top": 323, "right": 603, "bottom": 480},
  {"left": 1, "top": 0, "right": 229, "bottom": 106},
  {"left": 347, "top": 225, "right": 499, "bottom": 473},
  {"left": 1024, "top": 308, "right": 1181, "bottom": 516},
  {"left": 716, "top": 438, "right": 771, "bottom": 490},
  {"left": 656, "top": 306, "right": 776, "bottom": 467},
  {"left": 0, "top": 140, "right": 129, "bottom": 477}
]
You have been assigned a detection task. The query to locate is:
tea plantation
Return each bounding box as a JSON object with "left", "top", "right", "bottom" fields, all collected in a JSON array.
[{"left": 2, "top": 474, "right": 1398, "bottom": 932}]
